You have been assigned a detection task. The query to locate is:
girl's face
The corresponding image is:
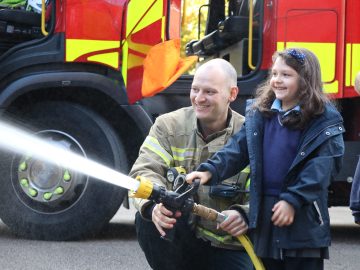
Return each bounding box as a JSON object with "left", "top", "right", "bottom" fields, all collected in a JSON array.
[{"left": 270, "top": 57, "right": 300, "bottom": 111}]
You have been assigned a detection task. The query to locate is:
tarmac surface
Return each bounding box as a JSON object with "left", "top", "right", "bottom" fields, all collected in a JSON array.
[{"left": 0, "top": 204, "right": 358, "bottom": 270}]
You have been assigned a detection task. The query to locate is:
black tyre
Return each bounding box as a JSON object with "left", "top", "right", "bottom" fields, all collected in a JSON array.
[{"left": 0, "top": 101, "right": 128, "bottom": 240}]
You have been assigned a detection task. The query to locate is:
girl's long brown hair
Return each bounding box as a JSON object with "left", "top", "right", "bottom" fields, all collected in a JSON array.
[{"left": 254, "top": 48, "right": 330, "bottom": 129}]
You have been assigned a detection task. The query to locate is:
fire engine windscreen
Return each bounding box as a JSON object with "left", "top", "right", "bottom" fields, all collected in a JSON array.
[{"left": 0, "top": 121, "right": 140, "bottom": 192}]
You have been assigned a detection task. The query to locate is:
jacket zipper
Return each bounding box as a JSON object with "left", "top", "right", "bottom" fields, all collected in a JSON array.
[{"left": 313, "top": 201, "right": 324, "bottom": 225}]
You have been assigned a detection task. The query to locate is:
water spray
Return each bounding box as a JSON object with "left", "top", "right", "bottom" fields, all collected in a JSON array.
[
  {"left": 0, "top": 120, "right": 179, "bottom": 202},
  {"left": 0, "top": 121, "right": 141, "bottom": 192},
  {"left": 0, "top": 121, "right": 264, "bottom": 269}
]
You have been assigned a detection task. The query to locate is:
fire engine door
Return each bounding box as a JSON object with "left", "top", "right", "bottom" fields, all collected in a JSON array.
[{"left": 276, "top": 0, "right": 346, "bottom": 98}]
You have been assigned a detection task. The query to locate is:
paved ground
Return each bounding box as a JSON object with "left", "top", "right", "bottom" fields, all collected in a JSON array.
[
  {"left": 115, "top": 204, "right": 360, "bottom": 270},
  {"left": 0, "top": 203, "right": 358, "bottom": 270}
]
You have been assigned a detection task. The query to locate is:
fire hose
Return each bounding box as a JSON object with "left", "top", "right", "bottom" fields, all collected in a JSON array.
[{"left": 131, "top": 176, "right": 265, "bottom": 270}]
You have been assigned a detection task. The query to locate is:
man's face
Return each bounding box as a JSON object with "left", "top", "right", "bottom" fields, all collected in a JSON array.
[{"left": 190, "top": 66, "right": 232, "bottom": 126}]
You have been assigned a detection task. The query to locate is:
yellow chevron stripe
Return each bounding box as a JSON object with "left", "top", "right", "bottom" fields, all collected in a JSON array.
[
  {"left": 88, "top": 52, "right": 119, "bottom": 68},
  {"left": 122, "top": 0, "right": 165, "bottom": 87},
  {"left": 351, "top": 43, "right": 360, "bottom": 87},
  {"left": 346, "top": 43, "right": 352, "bottom": 87},
  {"left": 66, "top": 39, "right": 120, "bottom": 69},
  {"left": 122, "top": 42, "right": 129, "bottom": 86}
]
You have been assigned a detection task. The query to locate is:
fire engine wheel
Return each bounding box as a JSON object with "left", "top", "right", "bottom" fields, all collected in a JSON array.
[{"left": 0, "top": 101, "right": 128, "bottom": 240}]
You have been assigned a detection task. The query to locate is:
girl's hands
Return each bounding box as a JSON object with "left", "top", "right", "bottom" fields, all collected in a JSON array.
[
  {"left": 271, "top": 200, "right": 295, "bottom": 227},
  {"left": 185, "top": 171, "right": 212, "bottom": 185},
  {"left": 218, "top": 210, "right": 248, "bottom": 237},
  {"left": 186, "top": 171, "right": 248, "bottom": 237}
]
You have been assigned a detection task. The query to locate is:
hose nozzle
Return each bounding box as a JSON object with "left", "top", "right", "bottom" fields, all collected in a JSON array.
[{"left": 129, "top": 176, "right": 154, "bottom": 199}]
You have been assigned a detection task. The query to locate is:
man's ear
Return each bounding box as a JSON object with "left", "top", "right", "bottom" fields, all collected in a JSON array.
[{"left": 229, "top": 86, "right": 239, "bottom": 102}]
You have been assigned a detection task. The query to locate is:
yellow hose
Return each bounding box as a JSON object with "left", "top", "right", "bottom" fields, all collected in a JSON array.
[
  {"left": 237, "top": 235, "right": 265, "bottom": 270},
  {"left": 192, "top": 203, "right": 264, "bottom": 269}
]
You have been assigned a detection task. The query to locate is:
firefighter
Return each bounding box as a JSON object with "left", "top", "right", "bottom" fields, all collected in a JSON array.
[
  {"left": 130, "top": 58, "right": 252, "bottom": 270},
  {"left": 350, "top": 71, "right": 360, "bottom": 225}
]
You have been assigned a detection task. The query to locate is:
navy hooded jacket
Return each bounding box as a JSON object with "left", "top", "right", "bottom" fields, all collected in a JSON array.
[{"left": 198, "top": 100, "right": 345, "bottom": 249}]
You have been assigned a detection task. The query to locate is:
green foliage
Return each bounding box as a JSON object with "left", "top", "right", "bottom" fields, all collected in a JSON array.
[
  {"left": 0, "top": 0, "right": 26, "bottom": 8},
  {"left": 181, "top": 0, "right": 209, "bottom": 74}
]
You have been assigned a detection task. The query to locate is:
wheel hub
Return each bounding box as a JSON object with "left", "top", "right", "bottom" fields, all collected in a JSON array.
[
  {"left": 14, "top": 130, "right": 87, "bottom": 208},
  {"left": 18, "top": 156, "right": 72, "bottom": 202},
  {"left": 30, "top": 160, "right": 61, "bottom": 189}
]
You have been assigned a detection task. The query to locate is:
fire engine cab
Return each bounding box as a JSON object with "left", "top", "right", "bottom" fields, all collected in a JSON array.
[{"left": 0, "top": 0, "right": 358, "bottom": 240}]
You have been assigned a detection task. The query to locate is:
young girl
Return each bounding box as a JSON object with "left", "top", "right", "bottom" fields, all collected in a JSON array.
[{"left": 186, "top": 48, "right": 345, "bottom": 270}]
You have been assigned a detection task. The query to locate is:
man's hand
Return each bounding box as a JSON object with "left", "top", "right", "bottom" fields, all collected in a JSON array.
[
  {"left": 186, "top": 171, "right": 212, "bottom": 185},
  {"left": 271, "top": 200, "right": 295, "bottom": 227},
  {"left": 218, "top": 210, "right": 248, "bottom": 237},
  {"left": 152, "top": 203, "right": 181, "bottom": 236}
]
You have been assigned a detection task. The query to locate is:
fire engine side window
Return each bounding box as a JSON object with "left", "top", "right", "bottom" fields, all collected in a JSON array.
[
  {"left": 205, "top": 0, "right": 225, "bottom": 35},
  {"left": 182, "top": 0, "right": 262, "bottom": 76},
  {"left": 229, "top": 0, "right": 246, "bottom": 16},
  {"left": 0, "top": 0, "right": 45, "bottom": 56},
  {"left": 181, "top": 0, "right": 210, "bottom": 74}
]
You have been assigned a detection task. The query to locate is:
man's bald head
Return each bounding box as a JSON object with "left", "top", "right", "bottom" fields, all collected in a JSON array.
[
  {"left": 195, "top": 59, "right": 238, "bottom": 90},
  {"left": 190, "top": 59, "right": 239, "bottom": 137}
]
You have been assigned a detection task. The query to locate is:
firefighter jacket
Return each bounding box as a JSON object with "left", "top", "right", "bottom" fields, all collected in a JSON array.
[
  {"left": 130, "top": 106, "right": 248, "bottom": 248},
  {"left": 198, "top": 99, "right": 345, "bottom": 249}
]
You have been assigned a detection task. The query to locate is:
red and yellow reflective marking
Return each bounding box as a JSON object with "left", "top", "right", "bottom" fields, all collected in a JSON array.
[
  {"left": 345, "top": 43, "right": 360, "bottom": 87},
  {"left": 125, "top": 0, "right": 164, "bottom": 38},
  {"left": 66, "top": 39, "right": 120, "bottom": 69},
  {"left": 122, "top": 0, "right": 165, "bottom": 87},
  {"left": 277, "top": 42, "right": 338, "bottom": 94}
]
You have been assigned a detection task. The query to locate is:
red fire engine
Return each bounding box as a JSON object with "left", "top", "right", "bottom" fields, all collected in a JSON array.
[{"left": 0, "top": 0, "right": 358, "bottom": 241}]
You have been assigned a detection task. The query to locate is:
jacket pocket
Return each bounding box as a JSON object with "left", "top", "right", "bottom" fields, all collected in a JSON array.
[{"left": 288, "top": 202, "right": 328, "bottom": 244}]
